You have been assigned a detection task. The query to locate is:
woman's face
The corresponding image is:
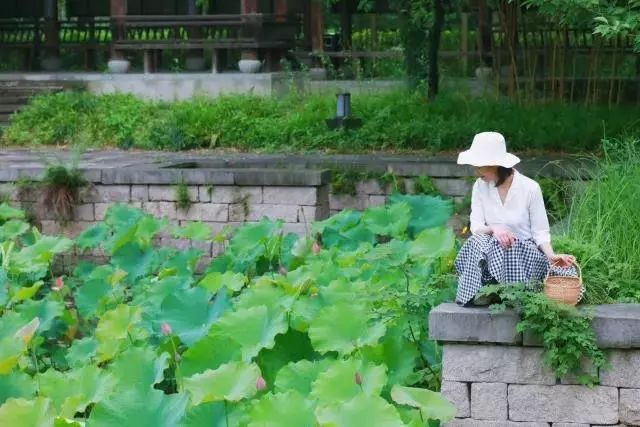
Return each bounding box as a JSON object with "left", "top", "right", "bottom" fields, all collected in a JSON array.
[{"left": 475, "top": 166, "right": 498, "bottom": 183}]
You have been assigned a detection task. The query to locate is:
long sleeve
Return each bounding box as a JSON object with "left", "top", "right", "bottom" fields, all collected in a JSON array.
[
  {"left": 469, "top": 180, "right": 486, "bottom": 235},
  {"left": 529, "top": 184, "right": 551, "bottom": 246}
]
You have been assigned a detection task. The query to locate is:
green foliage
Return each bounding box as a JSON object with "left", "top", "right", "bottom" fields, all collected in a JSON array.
[
  {"left": 480, "top": 285, "right": 607, "bottom": 384},
  {"left": 0, "top": 195, "right": 457, "bottom": 425},
  {"left": 175, "top": 182, "right": 192, "bottom": 211},
  {"left": 4, "top": 91, "right": 640, "bottom": 153},
  {"left": 560, "top": 138, "right": 640, "bottom": 303},
  {"left": 41, "top": 162, "right": 88, "bottom": 222}
]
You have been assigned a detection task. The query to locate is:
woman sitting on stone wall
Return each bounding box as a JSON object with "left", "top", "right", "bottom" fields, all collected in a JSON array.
[{"left": 454, "top": 132, "right": 580, "bottom": 306}]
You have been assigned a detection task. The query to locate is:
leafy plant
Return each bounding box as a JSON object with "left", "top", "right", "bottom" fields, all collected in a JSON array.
[
  {"left": 175, "top": 183, "right": 192, "bottom": 212},
  {"left": 41, "top": 164, "right": 87, "bottom": 222},
  {"left": 479, "top": 284, "right": 607, "bottom": 384},
  {"left": 0, "top": 194, "right": 458, "bottom": 425}
]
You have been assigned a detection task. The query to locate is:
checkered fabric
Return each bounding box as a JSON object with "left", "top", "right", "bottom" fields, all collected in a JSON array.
[{"left": 454, "top": 234, "right": 583, "bottom": 305}]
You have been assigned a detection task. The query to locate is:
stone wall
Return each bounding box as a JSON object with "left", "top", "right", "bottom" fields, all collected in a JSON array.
[{"left": 430, "top": 303, "right": 640, "bottom": 427}]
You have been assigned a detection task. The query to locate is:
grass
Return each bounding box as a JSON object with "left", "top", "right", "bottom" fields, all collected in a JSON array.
[
  {"left": 553, "top": 138, "right": 640, "bottom": 304},
  {"left": 2, "top": 90, "right": 640, "bottom": 153}
]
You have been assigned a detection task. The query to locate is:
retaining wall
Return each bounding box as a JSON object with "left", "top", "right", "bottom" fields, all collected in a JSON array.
[{"left": 430, "top": 303, "right": 640, "bottom": 426}]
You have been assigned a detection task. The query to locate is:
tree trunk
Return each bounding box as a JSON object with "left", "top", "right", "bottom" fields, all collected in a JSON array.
[{"left": 428, "top": 0, "right": 445, "bottom": 99}]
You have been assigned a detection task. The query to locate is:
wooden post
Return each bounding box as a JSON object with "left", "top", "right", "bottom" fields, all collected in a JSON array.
[
  {"left": 42, "top": 0, "right": 60, "bottom": 70},
  {"left": 340, "top": 0, "right": 352, "bottom": 51},
  {"left": 477, "top": 0, "right": 492, "bottom": 67},
  {"left": 241, "top": 0, "right": 259, "bottom": 61},
  {"left": 186, "top": 0, "right": 205, "bottom": 71},
  {"left": 309, "top": 0, "right": 325, "bottom": 69},
  {"left": 461, "top": 12, "right": 469, "bottom": 76},
  {"left": 110, "top": 0, "right": 128, "bottom": 61},
  {"left": 274, "top": 0, "right": 288, "bottom": 20}
]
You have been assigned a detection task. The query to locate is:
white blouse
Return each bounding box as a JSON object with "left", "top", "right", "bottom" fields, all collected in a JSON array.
[{"left": 469, "top": 170, "right": 551, "bottom": 246}]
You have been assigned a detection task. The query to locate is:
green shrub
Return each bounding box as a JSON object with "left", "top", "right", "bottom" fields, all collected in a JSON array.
[{"left": 4, "top": 90, "right": 640, "bottom": 153}]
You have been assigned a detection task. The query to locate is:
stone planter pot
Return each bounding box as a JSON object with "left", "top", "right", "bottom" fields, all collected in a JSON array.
[
  {"left": 238, "top": 59, "right": 262, "bottom": 74},
  {"left": 108, "top": 59, "right": 131, "bottom": 74}
]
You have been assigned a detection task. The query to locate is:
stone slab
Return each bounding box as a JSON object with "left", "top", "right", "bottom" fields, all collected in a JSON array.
[
  {"left": 551, "top": 424, "right": 589, "bottom": 427},
  {"left": 471, "top": 382, "right": 507, "bottom": 420},
  {"left": 508, "top": 384, "right": 619, "bottom": 424},
  {"left": 429, "top": 303, "right": 522, "bottom": 344},
  {"left": 233, "top": 169, "right": 330, "bottom": 186},
  {"left": 442, "top": 344, "right": 555, "bottom": 385},
  {"left": 444, "top": 420, "right": 549, "bottom": 427},
  {"left": 591, "top": 304, "right": 640, "bottom": 348},
  {"left": 440, "top": 381, "right": 469, "bottom": 418},
  {"left": 619, "top": 388, "right": 640, "bottom": 426},
  {"left": 600, "top": 350, "right": 640, "bottom": 388}
]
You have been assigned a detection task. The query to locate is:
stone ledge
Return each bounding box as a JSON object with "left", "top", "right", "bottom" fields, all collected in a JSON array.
[
  {"left": 429, "top": 303, "right": 522, "bottom": 344},
  {"left": 430, "top": 303, "right": 640, "bottom": 349}
]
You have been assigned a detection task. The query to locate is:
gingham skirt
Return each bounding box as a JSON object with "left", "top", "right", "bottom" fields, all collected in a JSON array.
[{"left": 454, "top": 234, "right": 582, "bottom": 305}]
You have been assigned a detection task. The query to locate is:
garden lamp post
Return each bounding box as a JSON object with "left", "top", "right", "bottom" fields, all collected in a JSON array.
[{"left": 326, "top": 92, "right": 362, "bottom": 130}]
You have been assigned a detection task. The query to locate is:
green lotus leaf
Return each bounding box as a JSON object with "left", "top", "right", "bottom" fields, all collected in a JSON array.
[
  {"left": 0, "top": 336, "right": 27, "bottom": 374},
  {"left": 0, "top": 371, "right": 36, "bottom": 405},
  {"left": 315, "top": 394, "right": 405, "bottom": 427},
  {"left": 180, "top": 332, "right": 242, "bottom": 378},
  {"left": 0, "top": 204, "right": 25, "bottom": 221},
  {"left": 0, "top": 220, "right": 29, "bottom": 240},
  {"left": 110, "top": 243, "right": 159, "bottom": 282},
  {"left": 308, "top": 303, "right": 386, "bottom": 355},
  {"left": 390, "top": 385, "right": 456, "bottom": 422},
  {"left": 362, "top": 202, "right": 411, "bottom": 238},
  {"left": 248, "top": 391, "right": 316, "bottom": 427},
  {"left": 361, "top": 325, "right": 419, "bottom": 387},
  {"left": 198, "top": 271, "right": 247, "bottom": 294},
  {"left": 180, "top": 402, "right": 247, "bottom": 427},
  {"left": 310, "top": 359, "right": 387, "bottom": 405},
  {"left": 214, "top": 305, "right": 288, "bottom": 361},
  {"left": 15, "top": 299, "right": 64, "bottom": 333},
  {"left": 134, "top": 216, "right": 167, "bottom": 247},
  {"left": 88, "top": 388, "right": 188, "bottom": 427},
  {"left": 387, "top": 194, "right": 453, "bottom": 236},
  {"left": 182, "top": 361, "right": 261, "bottom": 405},
  {"left": 65, "top": 337, "right": 97, "bottom": 369},
  {"left": 75, "top": 278, "right": 111, "bottom": 319},
  {"left": 409, "top": 226, "right": 455, "bottom": 260},
  {"left": 37, "top": 365, "right": 117, "bottom": 418},
  {"left": 107, "top": 346, "right": 169, "bottom": 391},
  {"left": 172, "top": 222, "right": 213, "bottom": 241},
  {"left": 0, "top": 397, "right": 54, "bottom": 427},
  {"left": 274, "top": 359, "right": 332, "bottom": 395},
  {"left": 155, "top": 286, "right": 228, "bottom": 346},
  {"left": 76, "top": 223, "right": 109, "bottom": 251},
  {"left": 95, "top": 304, "right": 144, "bottom": 362}
]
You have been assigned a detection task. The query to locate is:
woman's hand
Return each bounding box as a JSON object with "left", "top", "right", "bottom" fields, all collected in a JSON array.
[
  {"left": 490, "top": 225, "right": 515, "bottom": 248},
  {"left": 548, "top": 253, "right": 576, "bottom": 268}
]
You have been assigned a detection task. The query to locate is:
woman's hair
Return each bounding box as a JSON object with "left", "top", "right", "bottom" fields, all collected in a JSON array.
[{"left": 496, "top": 166, "right": 514, "bottom": 187}]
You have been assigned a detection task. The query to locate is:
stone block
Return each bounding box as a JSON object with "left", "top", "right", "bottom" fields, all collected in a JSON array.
[
  {"left": 180, "top": 170, "right": 235, "bottom": 185},
  {"left": 508, "top": 384, "right": 618, "bottom": 424},
  {"left": 233, "top": 169, "right": 330, "bottom": 186},
  {"left": 94, "top": 203, "right": 113, "bottom": 221},
  {"left": 440, "top": 381, "right": 469, "bottom": 418},
  {"left": 559, "top": 358, "right": 597, "bottom": 385},
  {"left": 54, "top": 221, "right": 95, "bottom": 239},
  {"left": 94, "top": 185, "right": 131, "bottom": 203},
  {"left": 471, "top": 382, "right": 507, "bottom": 420},
  {"left": 429, "top": 303, "right": 522, "bottom": 344},
  {"left": 329, "top": 194, "right": 368, "bottom": 211},
  {"left": 130, "top": 185, "right": 149, "bottom": 202},
  {"left": 282, "top": 222, "right": 310, "bottom": 236},
  {"left": 592, "top": 304, "right": 640, "bottom": 348},
  {"left": 190, "top": 240, "right": 212, "bottom": 255},
  {"left": 263, "top": 187, "right": 317, "bottom": 206},
  {"left": 74, "top": 204, "right": 95, "bottom": 221},
  {"left": 444, "top": 420, "right": 549, "bottom": 427},
  {"left": 368, "top": 195, "right": 387, "bottom": 207},
  {"left": 176, "top": 203, "right": 228, "bottom": 222},
  {"left": 442, "top": 344, "right": 555, "bottom": 385},
  {"left": 356, "top": 180, "right": 386, "bottom": 195},
  {"left": 229, "top": 203, "right": 299, "bottom": 223},
  {"left": 197, "top": 186, "right": 214, "bottom": 203},
  {"left": 0, "top": 183, "right": 19, "bottom": 201},
  {"left": 149, "top": 185, "right": 198, "bottom": 202},
  {"left": 209, "top": 186, "right": 263, "bottom": 204},
  {"left": 298, "top": 206, "right": 319, "bottom": 223},
  {"left": 143, "top": 202, "right": 177, "bottom": 220},
  {"left": 160, "top": 238, "right": 191, "bottom": 251},
  {"left": 600, "top": 350, "right": 640, "bottom": 388},
  {"left": 434, "top": 178, "right": 473, "bottom": 197},
  {"left": 551, "top": 424, "right": 589, "bottom": 427},
  {"left": 620, "top": 388, "right": 640, "bottom": 425}
]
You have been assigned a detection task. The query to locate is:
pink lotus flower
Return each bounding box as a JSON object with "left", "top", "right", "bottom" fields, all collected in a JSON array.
[
  {"left": 161, "top": 322, "right": 172, "bottom": 336},
  {"left": 278, "top": 265, "right": 288, "bottom": 275},
  {"left": 52, "top": 277, "right": 64, "bottom": 292},
  {"left": 256, "top": 376, "right": 267, "bottom": 391},
  {"left": 312, "top": 241, "right": 321, "bottom": 255},
  {"left": 355, "top": 372, "right": 362, "bottom": 386}
]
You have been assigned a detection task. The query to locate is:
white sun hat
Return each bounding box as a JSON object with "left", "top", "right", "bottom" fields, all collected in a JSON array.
[{"left": 457, "top": 132, "right": 520, "bottom": 168}]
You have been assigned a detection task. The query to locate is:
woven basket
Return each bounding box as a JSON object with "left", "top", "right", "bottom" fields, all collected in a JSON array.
[{"left": 543, "top": 262, "right": 582, "bottom": 306}]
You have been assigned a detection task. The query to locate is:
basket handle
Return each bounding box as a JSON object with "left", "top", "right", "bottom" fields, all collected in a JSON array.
[{"left": 546, "top": 260, "right": 582, "bottom": 285}]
